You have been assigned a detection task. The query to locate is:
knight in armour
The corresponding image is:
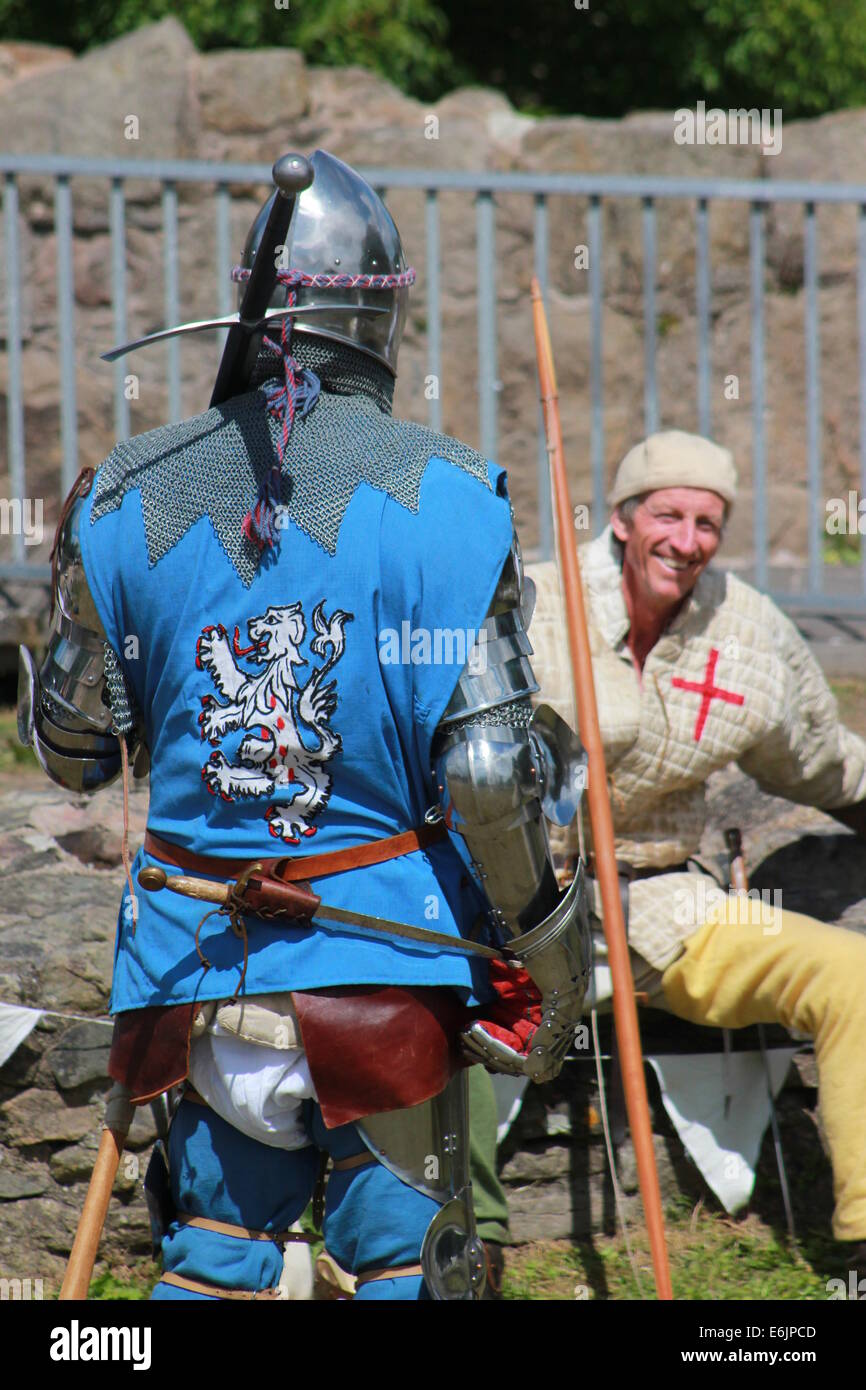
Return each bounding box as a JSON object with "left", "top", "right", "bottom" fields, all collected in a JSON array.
[{"left": 19, "top": 150, "right": 590, "bottom": 1300}]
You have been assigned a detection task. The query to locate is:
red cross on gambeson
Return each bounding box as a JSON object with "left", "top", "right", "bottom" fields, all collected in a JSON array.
[{"left": 671, "top": 646, "right": 745, "bottom": 742}]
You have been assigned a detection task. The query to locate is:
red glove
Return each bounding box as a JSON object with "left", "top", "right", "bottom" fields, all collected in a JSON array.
[{"left": 469, "top": 959, "right": 542, "bottom": 1057}]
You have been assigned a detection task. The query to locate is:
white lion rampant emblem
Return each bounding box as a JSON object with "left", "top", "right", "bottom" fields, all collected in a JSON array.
[{"left": 195, "top": 600, "right": 352, "bottom": 843}]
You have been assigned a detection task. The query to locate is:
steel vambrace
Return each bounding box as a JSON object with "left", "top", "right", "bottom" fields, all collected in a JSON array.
[{"left": 432, "top": 536, "right": 591, "bottom": 1082}]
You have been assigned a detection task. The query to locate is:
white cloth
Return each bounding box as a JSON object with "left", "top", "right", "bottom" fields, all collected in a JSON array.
[
  {"left": 188, "top": 1025, "right": 317, "bottom": 1150},
  {"left": 491, "top": 1039, "right": 795, "bottom": 1216},
  {"left": 646, "top": 1049, "right": 797, "bottom": 1213},
  {"left": 490, "top": 1073, "right": 530, "bottom": 1144},
  {"left": 279, "top": 1241, "right": 315, "bottom": 1300},
  {"left": 0, "top": 1003, "right": 43, "bottom": 1069}
]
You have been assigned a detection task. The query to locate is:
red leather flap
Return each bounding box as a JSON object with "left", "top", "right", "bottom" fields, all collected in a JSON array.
[
  {"left": 108, "top": 1002, "right": 198, "bottom": 1104},
  {"left": 292, "top": 986, "right": 466, "bottom": 1129}
]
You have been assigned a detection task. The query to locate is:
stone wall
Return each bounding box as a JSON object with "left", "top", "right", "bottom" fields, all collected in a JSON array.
[
  {"left": 0, "top": 779, "right": 154, "bottom": 1293},
  {"left": 1, "top": 18, "right": 865, "bottom": 580}
]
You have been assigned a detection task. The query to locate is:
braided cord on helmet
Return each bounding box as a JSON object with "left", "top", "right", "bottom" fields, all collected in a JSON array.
[
  {"left": 231, "top": 267, "right": 417, "bottom": 292},
  {"left": 232, "top": 265, "right": 415, "bottom": 554}
]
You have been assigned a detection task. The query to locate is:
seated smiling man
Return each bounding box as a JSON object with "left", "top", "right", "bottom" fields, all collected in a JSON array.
[{"left": 527, "top": 429, "right": 866, "bottom": 1273}]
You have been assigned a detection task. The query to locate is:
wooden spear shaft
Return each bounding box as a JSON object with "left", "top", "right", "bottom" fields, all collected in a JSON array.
[
  {"left": 530, "top": 278, "right": 673, "bottom": 1300},
  {"left": 59, "top": 1082, "right": 134, "bottom": 1300}
]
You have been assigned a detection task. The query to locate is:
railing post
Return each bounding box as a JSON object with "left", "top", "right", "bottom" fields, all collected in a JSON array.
[
  {"left": 476, "top": 189, "right": 498, "bottom": 462},
  {"left": 534, "top": 193, "right": 552, "bottom": 560},
  {"left": 750, "top": 201, "right": 767, "bottom": 591},
  {"left": 3, "top": 173, "right": 25, "bottom": 564},
  {"left": 588, "top": 194, "right": 605, "bottom": 537},
  {"left": 804, "top": 201, "right": 822, "bottom": 597},
  {"left": 696, "top": 197, "right": 711, "bottom": 438},
  {"left": 642, "top": 195, "right": 658, "bottom": 436},
  {"left": 55, "top": 174, "right": 78, "bottom": 494},
  {"left": 425, "top": 188, "right": 442, "bottom": 434},
  {"left": 110, "top": 177, "right": 130, "bottom": 442},
  {"left": 162, "top": 180, "right": 181, "bottom": 423}
]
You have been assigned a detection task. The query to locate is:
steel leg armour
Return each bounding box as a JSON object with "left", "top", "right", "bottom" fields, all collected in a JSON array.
[{"left": 356, "top": 1070, "right": 486, "bottom": 1300}]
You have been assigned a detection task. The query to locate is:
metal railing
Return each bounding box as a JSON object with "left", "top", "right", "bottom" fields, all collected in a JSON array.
[{"left": 2, "top": 152, "right": 866, "bottom": 611}]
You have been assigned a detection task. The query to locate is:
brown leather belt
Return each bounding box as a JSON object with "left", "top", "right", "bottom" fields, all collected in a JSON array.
[
  {"left": 177, "top": 1212, "right": 315, "bottom": 1244},
  {"left": 355, "top": 1263, "right": 424, "bottom": 1285},
  {"left": 332, "top": 1151, "right": 377, "bottom": 1172},
  {"left": 144, "top": 823, "right": 446, "bottom": 883},
  {"left": 159, "top": 1272, "right": 284, "bottom": 1300}
]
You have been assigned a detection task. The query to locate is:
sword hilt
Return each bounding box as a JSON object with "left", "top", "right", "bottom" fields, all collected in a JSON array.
[
  {"left": 137, "top": 863, "right": 321, "bottom": 919},
  {"left": 138, "top": 865, "right": 229, "bottom": 905},
  {"left": 210, "top": 151, "right": 314, "bottom": 408}
]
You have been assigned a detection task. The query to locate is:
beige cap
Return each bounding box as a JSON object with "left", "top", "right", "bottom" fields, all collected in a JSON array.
[{"left": 607, "top": 430, "right": 737, "bottom": 508}]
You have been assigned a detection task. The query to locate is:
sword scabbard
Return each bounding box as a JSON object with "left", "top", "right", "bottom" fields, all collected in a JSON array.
[{"left": 243, "top": 874, "right": 321, "bottom": 920}]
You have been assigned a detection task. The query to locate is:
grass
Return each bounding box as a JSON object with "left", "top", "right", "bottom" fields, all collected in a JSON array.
[
  {"left": 89, "top": 1263, "right": 159, "bottom": 1300},
  {"left": 503, "top": 1203, "right": 839, "bottom": 1301},
  {"left": 0, "top": 706, "right": 38, "bottom": 775}
]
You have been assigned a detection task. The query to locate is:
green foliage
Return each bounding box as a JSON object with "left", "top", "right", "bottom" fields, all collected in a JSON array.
[
  {"left": 823, "top": 528, "right": 862, "bottom": 567},
  {"left": 680, "top": 0, "right": 866, "bottom": 116},
  {"left": 0, "top": 0, "right": 865, "bottom": 117},
  {"left": 287, "top": 0, "right": 455, "bottom": 100},
  {"left": 441, "top": 0, "right": 866, "bottom": 120},
  {"left": 0, "top": 707, "right": 37, "bottom": 774},
  {"left": 656, "top": 313, "right": 680, "bottom": 340},
  {"left": 0, "top": 0, "right": 456, "bottom": 102}
]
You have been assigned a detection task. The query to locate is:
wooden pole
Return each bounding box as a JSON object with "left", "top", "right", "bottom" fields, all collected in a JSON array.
[
  {"left": 59, "top": 1083, "right": 133, "bottom": 1300},
  {"left": 530, "top": 278, "right": 673, "bottom": 1300}
]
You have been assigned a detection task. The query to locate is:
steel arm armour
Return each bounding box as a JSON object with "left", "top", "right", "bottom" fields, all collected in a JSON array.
[
  {"left": 17, "top": 494, "right": 129, "bottom": 792},
  {"left": 431, "top": 535, "right": 591, "bottom": 1083}
]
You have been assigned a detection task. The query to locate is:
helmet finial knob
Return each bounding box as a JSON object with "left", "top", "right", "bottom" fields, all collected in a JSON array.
[{"left": 272, "top": 153, "right": 314, "bottom": 199}]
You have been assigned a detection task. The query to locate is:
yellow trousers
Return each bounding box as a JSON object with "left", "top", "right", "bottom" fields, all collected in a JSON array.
[{"left": 660, "top": 900, "right": 866, "bottom": 1241}]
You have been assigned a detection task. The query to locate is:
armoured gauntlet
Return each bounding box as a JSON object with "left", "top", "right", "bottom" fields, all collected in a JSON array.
[{"left": 431, "top": 538, "right": 591, "bottom": 1084}]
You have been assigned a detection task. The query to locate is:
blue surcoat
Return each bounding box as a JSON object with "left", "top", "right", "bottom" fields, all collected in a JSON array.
[{"left": 78, "top": 377, "right": 513, "bottom": 1012}]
